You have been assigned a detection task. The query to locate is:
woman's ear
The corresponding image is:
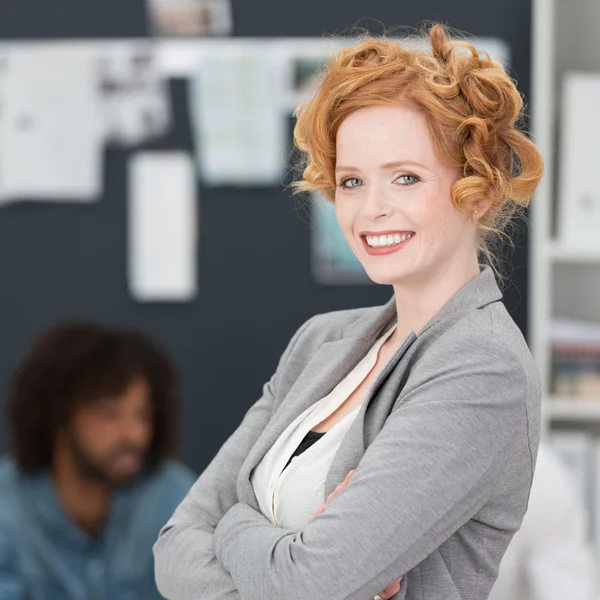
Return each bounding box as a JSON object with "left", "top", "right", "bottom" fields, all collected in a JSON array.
[{"left": 472, "top": 198, "right": 492, "bottom": 221}]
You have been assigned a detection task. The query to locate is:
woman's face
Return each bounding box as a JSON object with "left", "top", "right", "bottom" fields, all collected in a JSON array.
[{"left": 334, "top": 101, "right": 478, "bottom": 287}]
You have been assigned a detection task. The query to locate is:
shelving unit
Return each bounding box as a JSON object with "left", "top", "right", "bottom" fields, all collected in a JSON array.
[
  {"left": 548, "top": 398, "right": 600, "bottom": 421},
  {"left": 550, "top": 244, "right": 600, "bottom": 264},
  {"left": 530, "top": 0, "right": 600, "bottom": 582},
  {"left": 530, "top": 0, "right": 600, "bottom": 432}
]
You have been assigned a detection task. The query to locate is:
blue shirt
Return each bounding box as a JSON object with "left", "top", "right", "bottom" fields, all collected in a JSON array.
[{"left": 0, "top": 457, "right": 195, "bottom": 600}]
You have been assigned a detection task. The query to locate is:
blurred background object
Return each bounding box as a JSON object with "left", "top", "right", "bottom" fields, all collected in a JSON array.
[
  {"left": 127, "top": 151, "right": 197, "bottom": 301},
  {"left": 489, "top": 443, "right": 597, "bottom": 600},
  {"left": 529, "top": 0, "right": 600, "bottom": 595},
  {"left": 146, "top": 0, "right": 233, "bottom": 37},
  {"left": 0, "top": 321, "right": 195, "bottom": 598}
]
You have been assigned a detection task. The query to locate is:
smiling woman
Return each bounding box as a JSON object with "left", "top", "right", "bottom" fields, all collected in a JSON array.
[{"left": 154, "top": 23, "right": 544, "bottom": 600}]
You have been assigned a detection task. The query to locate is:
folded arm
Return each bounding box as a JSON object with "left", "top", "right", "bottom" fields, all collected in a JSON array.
[
  {"left": 213, "top": 333, "right": 531, "bottom": 600},
  {"left": 153, "top": 317, "right": 314, "bottom": 600}
]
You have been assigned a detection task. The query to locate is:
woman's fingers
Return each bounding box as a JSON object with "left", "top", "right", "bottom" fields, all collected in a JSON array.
[
  {"left": 325, "top": 470, "right": 355, "bottom": 507},
  {"left": 325, "top": 488, "right": 340, "bottom": 507},
  {"left": 312, "top": 470, "right": 400, "bottom": 599},
  {"left": 377, "top": 577, "right": 402, "bottom": 599},
  {"left": 312, "top": 470, "right": 357, "bottom": 522},
  {"left": 308, "top": 505, "right": 325, "bottom": 522},
  {"left": 325, "top": 486, "right": 341, "bottom": 506}
]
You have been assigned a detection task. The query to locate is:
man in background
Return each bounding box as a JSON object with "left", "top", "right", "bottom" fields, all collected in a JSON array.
[
  {"left": 489, "top": 443, "right": 597, "bottom": 600},
  {"left": 0, "top": 321, "right": 195, "bottom": 600}
]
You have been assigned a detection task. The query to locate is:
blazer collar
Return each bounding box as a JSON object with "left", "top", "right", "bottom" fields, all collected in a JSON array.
[
  {"left": 418, "top": 264, "right": 503, "bottom": 335},
  {"left": 343, "top": 264, "right": 503, "bottom": 342}
]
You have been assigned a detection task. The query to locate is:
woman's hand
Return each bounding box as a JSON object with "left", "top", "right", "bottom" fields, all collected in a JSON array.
[
  {"left": 373, "top": 578, "right": 402, "bottom": 599},
  {"left": 307, "top": 470, "right": 402, "bottom": 600},
  {"left": 308, "top": 469, "right": 355, "bottom": 522}
]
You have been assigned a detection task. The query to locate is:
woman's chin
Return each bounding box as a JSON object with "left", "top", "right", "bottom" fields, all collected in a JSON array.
[{"left": 363, "top": 267, "right": 409, "bottom": 286}]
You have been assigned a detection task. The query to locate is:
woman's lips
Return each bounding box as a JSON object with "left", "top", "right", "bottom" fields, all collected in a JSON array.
[{"left": 360, "top": 232, "right": 415, "bottom": 256}]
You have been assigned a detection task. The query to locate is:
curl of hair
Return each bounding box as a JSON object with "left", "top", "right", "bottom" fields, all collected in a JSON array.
[
  {"left": 6, "top": 321, "right": 180, "bottom": 473},
  {"left": 293, "top": 23, "right": 544, "bottom": 262}
]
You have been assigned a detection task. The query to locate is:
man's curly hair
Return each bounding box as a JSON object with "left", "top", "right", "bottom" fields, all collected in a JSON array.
[{"left": 6, "top": 321, "right": 180, "bottom": 472}]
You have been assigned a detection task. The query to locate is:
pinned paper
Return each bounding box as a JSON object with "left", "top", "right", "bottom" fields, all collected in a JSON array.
[
  {"left": 128, "top": 151, "right": 197, "bottom": 302},
  {"left": 0, "top": 46, "right": 104, "bottom": 203},
  {"left": 97, "top": 44, "right": 171, "bottom": 146},
  {"left": 189, "top": 46, "right": 287, "bottom": 186}
]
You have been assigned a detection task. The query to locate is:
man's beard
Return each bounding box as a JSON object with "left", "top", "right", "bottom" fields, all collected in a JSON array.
[{"left": 66, "top": 430, "right": 145, "bottom": 487}]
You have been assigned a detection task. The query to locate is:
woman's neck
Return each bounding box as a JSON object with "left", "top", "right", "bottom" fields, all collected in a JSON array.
[{"left": 391, "top": 258, "right": 481, "bottom": 343}]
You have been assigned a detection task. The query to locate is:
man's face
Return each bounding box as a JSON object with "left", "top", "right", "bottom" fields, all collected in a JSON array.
[{"left": 64, "top": 377, "right": 154, "bottom": 486}]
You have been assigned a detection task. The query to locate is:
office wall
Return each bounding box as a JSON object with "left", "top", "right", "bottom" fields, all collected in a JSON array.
[{"left": 0, "top": 0, "right": 532, "bottom": 472}]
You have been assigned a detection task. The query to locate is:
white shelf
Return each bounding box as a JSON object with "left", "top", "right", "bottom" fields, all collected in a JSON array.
[
  {"left": 549, "top": 243, "right": 600, "bottom": 263},
  {"left": 548, "top": 397, "right": 600, "bottom": 420},
  {"left": 531, "top": 0, "right": 600, "bottom": 583}
]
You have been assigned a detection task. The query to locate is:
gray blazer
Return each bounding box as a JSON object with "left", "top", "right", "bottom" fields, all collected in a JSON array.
[{"left": 154, "top": 266, "right": 541, "bottom": 600}]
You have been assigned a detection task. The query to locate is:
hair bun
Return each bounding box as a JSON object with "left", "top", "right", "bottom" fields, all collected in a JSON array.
[
  {"left": 430, "top": 24, "right": 454, "bottom": 64},
  {"left": 459, "top": 66, "right": 522, "bottom": 125}
]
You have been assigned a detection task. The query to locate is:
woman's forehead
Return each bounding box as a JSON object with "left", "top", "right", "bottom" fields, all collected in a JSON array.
[{"left": 335, "top": 105, "right": 437, "bottom": 168}]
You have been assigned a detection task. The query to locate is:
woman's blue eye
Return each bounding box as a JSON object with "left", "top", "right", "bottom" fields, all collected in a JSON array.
[
  {"left": 396, "top": 175, "right": 419, "bottom": 185},
  {"left": 340, "top": 178, "right": 362, "bottom": 188}
]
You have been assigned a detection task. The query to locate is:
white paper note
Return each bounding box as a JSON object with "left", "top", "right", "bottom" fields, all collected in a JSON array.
[
  {"left": 128, "top": 151, "right": 197, "bottom": 302},
  {"left": 190, "top": 46, "right": 288, "bottom": 187},
  {"left": 558, "top": 73, "right": 600, "bottom": 248},
  {"left": 97, "top": 43, "right": 171, "bottom": 146},
  {"left": 0, "top": 45, "right": 104, "bottom": 203}
]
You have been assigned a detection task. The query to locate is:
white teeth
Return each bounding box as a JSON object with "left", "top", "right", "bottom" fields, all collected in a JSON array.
[{"left": 366, "top": 233, "right": 413, "bottom": 248}]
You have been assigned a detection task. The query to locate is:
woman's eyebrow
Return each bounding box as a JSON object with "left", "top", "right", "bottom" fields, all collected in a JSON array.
[
  {"left": 335, "top": 159, "right": 427, "bottom": 173},
  {"left": 380, "top": 160, "right": 428, "bottom": 170}
]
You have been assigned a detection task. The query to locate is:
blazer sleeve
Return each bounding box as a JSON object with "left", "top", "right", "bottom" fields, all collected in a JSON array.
[
  {"left": 212, "top": 331, "right": 534, "bottom": 600},
  {"left": 153, "top": 316, "right": 314, "bottom": 600}
]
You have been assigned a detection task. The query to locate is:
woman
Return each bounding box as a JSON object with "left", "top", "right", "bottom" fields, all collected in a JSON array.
[{"left": 154, "top": 24, "right": 544, "bottom": 600}]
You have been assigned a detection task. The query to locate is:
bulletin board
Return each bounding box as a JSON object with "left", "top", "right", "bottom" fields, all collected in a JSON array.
[{"left": 0, "top": 0, "right": 533, "bottom": 473}]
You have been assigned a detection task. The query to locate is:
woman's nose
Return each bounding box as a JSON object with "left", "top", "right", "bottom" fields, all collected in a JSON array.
[{"left": 360, "top": 184, "right": 392, "bottom": 220}]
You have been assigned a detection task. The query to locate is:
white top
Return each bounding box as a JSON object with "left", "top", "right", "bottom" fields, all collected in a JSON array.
[
  {"left": 251, "top": 324, "right": 396, "bottom": 531},
  {"left": 488, "top": 444, "right": 598, "bottom": 600}
]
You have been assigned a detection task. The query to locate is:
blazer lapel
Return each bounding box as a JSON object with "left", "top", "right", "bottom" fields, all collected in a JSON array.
[
  {"left": 323, "top": 331, "right": 417, "bottom": 499},
  {"left": 237, "top": 297, "right": 399, "bottom": 509},
  {"left": 237, "top": 334, "right": 372, "bottom": 509},
  {"left": 322, "top": 266, "right": 503, "bottom": 499}
]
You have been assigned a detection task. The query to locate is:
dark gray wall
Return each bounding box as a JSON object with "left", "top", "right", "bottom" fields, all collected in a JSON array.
[{"left": 0, "top": 0, "right": 532, "bottom": 473}]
